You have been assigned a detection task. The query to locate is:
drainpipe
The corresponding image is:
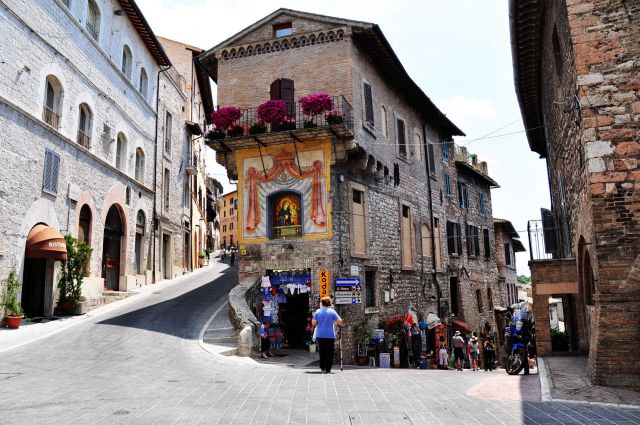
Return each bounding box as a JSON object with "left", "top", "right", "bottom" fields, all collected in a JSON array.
[
  {"left": 422, "top": 123, "right": 441, "bottom": 319},
  {"left": 153, "top": 66, "right": 172, "bottom": 283}
]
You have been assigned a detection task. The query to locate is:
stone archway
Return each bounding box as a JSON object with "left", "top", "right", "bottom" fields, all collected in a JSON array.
[{"left": 102, "top": 205, "right": 124, "bottom": 291}]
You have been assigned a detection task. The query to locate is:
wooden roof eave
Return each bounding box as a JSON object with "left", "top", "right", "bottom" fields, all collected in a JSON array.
[{"left": 117, "top": 0, "right": 171, "bottom": 67}]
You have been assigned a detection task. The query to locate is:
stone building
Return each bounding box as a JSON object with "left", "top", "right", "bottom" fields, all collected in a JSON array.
[
  {"left": 439, "top": 141, "right": 502, "bottom": 339},
  {"left": 494, "top": 218, "right": 526, "bottom": 307},
  {"left": 220, "top": 190, "right": 238, "bottom": 249},
  {"left": 0, "top": 0, "right": 192, "bottom": 318},
  {"left": 206, "top": 176, "right": 224, "bottom": 252},
  {"left": 510, "top": 0, "right": 640, "bottom": 386},
  {"left": 158, "top": 37, "right": 214, "bottom": 271},
  {"left": 201, "top": 8, "right": 504, "bottom": 359}
]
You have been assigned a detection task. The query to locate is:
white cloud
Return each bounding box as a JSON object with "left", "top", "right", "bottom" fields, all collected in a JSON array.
[{"left": 436, "top": 96, "right": 497, "bottom": 122}]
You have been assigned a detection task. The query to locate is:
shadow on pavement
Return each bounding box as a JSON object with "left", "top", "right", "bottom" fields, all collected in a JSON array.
[{"left": 95, "top": 267, "right": 237, "bottom": 339}]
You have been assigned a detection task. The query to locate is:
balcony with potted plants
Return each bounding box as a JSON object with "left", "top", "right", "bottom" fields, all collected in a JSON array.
[{"left": 204, "top": 93, "right": 354, "bottom": 178}]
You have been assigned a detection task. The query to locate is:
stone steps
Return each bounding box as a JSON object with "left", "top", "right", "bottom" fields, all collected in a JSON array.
[{"left": 202, "top": 303, "right": 240, "bottom": 356}]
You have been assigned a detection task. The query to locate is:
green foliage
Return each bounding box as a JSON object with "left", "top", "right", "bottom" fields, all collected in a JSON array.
[
  {"left": 2, "top": 268, "right": 23, "bottom": 317},
  {"left": 198, "top": 251, "right": 206, "bottom": 259},
  {"left": 551, "top": 327, "right": 570, "bottom": 351},
  {"left": 58, "top": 234, "right": 92, "bottom": 305},
  {"left": 517, "top": 275, "right": 531, "bottom": 284},
  {"left": 352, "top": 320, "right": 372, "bottom": 342}
]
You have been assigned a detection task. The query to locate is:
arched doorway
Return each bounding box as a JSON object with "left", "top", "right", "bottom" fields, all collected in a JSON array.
[
  {"left": 22, "top": 224, "right": 67, "bottom": 318},
  {"left": 102, "top": 205, "right": 123, "bottom": 291}
]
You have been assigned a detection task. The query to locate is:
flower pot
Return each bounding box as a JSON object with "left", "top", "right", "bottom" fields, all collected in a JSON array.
[
  {"left": 303, "top": 121, "right": 317, "bottom": 129},
  {"left": 326, "top": 115, "right": 344, "bottom": 125},
  {"left": 6, "top": 316, "right": 23, "bottom": 329},
  {"left": 70, "top": 302, "right": 86, "bottom": 315}
]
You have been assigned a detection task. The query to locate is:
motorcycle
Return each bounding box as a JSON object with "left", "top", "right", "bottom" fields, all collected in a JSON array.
[{"left": 504, "top": 303, "right": 535, "bottom": 375}]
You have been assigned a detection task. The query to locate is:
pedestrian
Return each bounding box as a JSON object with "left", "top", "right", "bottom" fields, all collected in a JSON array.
[
  {"left": 452, "top": 330, "right": 465, "bottom": 371},
  {"left": 260, "top": 321, "right": 272, "bottom": 359},
  {"left": 438, "top": 343, "right": 449, "bottom": 369},
  {"left": 469, "top": 331, "right": 480, "bottom": 371},
  {"left": 312, "top": 297, "right": 343, "bottom": 374},
  {"left": 410, "top": 323, "right": 422, "bottom": 368},
  {"left": 221, "top": 249, "right": 226, "bottom": 262},
  {"left": 230, "top": 249, "right": 236, "bottom": 266},
  {"left": 484, "top": 336, "right": 495, "bottom": 371}
]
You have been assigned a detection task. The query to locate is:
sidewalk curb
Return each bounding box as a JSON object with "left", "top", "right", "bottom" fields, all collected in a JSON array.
[
  {"left": 538, "top": 356, "right": 640, "bottom": 409},
  {"left": 197, "top": 300, "right": 233, "bottom": 357},
  {"left": 0, "top": 262, "right": 224, "bottom": 354},
  {"left": 537, "top": 357, "right": 552, "bottom": 402}
]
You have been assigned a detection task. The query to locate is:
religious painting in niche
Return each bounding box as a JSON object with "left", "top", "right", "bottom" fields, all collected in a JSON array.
[{"left": 240, "top": 147, "right": 330, "bottom": 241}]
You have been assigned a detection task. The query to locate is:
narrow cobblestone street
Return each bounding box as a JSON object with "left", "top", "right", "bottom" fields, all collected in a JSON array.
[{"left": 1, "top": 265, "right": 639, "bottom": 424}]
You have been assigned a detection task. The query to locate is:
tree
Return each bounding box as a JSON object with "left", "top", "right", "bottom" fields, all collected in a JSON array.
[
  {"left": 517, "top": 275, "right": 531, "bottom": 284},
  {"left": 58, "top": 234, "right": 92, "bottom": 306}
]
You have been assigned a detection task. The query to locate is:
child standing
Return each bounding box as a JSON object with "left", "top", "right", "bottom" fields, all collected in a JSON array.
[
  {"left": 438, "top": 343, "right": 449, "bottom": 369},
  {"left": 260, "top": 321, "right": 272, "bottom": 359}
]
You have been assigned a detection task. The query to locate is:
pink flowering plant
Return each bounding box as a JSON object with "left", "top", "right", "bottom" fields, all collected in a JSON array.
[
  {"left": 210, "top": 107, "right": 242, "bottom": 130},
  {"left": 279, "top": 116, "right": 297, "bottom": 131},
  {"left": 325, "top": 110, "right": 345, "bottom": 125},
  {"left": 300, "top": 93, "right": 333, "bottom": 118},
  {"left": 227, "top": 123, "right": 244, "bottom": 137},
  {"left": 256, "top": 99, "right": 287, "bottom": 124}
]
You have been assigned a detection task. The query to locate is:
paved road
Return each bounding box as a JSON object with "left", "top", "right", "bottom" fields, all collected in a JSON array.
[{"left": 1, "top": 265, "right": 639, "bottom": 425}]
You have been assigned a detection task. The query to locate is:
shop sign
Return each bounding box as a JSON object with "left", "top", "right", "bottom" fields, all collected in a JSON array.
[
  {"left": 350, "top": 265, "right": 359, "bottom": 277},
  {"left": 319, "top": 269, "right": 330, "bottom": 298}
]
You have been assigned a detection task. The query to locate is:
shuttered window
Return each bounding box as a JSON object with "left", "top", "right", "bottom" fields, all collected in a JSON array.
[
  {"left": 428, "top": 142, "right": 436, "bottom": 174},
  {"left": 363, "top": 83, "right": 374, "bottom": 126},
  {"left": 352, "top": 189, "right": 366, "bottom": 255},
  {"left": 401, "top": 204, "right": 414, "bottom": 268},
  {"left": 397, "top": 119, "right": 406, "bottom": 157},
  {"left": 484, "top": 228, "right": 491, "bottom": 258},
  {"left": 42, "top": 149, "right": 60, "bottom": 194},
  {"left": 446, "top": 221, "right": 462, "bottom": 255}
]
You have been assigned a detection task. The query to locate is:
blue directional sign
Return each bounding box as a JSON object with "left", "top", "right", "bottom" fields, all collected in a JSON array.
[{"left": 335, "top": 278, "right": 360, "bottom": 286}]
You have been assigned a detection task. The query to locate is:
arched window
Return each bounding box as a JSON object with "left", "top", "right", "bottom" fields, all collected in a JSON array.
[
  {"left": 121, "top": 45, "right": 132, "bottom": 79},
  {"left": 77, "top": 103, "right": 92, "bottom": 149},
  {"left": 78, "top": 204, "right": 92, "bottom": 244},
  {"left": 135, "top": 210, "right": 145, "bottom": 274},
  {"left": 381, "top": 105, "right": 388, "bottom": 137},
  {"left": 414, "top": 132, "right": 423, "bottom": 161},
  {"left": 135, "top": 148, "right": 145, "bottom": 183},
  {"left": 139, "top": 67, "right": 148, "bottom": 98},
  {"left": 43, "top": 75, "right": 63, "bottom": 130},
  {"left": 116, "top": 132, "right": 127, "bottom": 171},
  {"left": 86, "top": 0, "right": 100, "bottom": 41}
]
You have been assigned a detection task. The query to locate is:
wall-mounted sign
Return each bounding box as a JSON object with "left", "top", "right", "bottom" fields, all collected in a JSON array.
[
  {"left": 319, "top": 269, "right": 330, "bottom": 298},
  {"left": 335, "top": 278, "right": 361, "bottom": 304},
  {"left": 350, "top": 265, "right": 359, "bottom": 277}
]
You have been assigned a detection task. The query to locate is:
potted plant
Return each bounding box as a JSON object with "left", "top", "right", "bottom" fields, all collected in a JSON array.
[
  {"left": 325, "top": 110, "right": 344, "bottom": 125},
  {"left": 279, "top": 116, "right": 297, "bottom": 131},
  {"left": 352, "top": 320, "right": 372, "bottom": 366},
  {"left": 205, "top": 129, "right": 225, "bottom": 140},
  {"left": 249, "top": 121, "right": 267, "bottom": 135},
  {"left": 227, "top": 123, "right": 244, "bottom": 137},
  {"left": 300, "top": 93, "right": 333, "bottom": 128},
  {"left": 256, "top": 99, "right": 287, "bottom": 125},
  {"left": 2, "top": 268, "right": 23, "bottom": 329},
  {"left": 57, "top": 234, "right": 92, "bottom": 315},
  {"left": 198, "top": 251, "right": 206, "bottom": 267}
]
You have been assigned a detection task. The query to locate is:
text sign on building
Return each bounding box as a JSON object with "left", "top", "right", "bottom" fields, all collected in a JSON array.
[
  {"left": 335, "top": 278, "right": 361, "bottom": 304},
  {"left": 319, "top": 269, "right": 330, "bottom": 298}
]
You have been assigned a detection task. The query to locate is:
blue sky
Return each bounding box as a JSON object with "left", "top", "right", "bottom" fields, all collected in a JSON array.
[{"left": 137, "top": 0, "right": 550, "bottom": 276}]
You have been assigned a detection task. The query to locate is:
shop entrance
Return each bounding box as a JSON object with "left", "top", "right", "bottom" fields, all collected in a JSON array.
[
  {"left": 261, "top": 269, "right": 312, "bottom": 350},
  {"left": 102, "top": 205, "right": 122, "bottom": 291},
  {"left": 22, "top": 258, "right": 47, "bottom": 318}
]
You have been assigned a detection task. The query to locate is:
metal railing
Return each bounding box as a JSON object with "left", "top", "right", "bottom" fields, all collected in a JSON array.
[
  {"left": 527, "top": 219, "right": 559, "bottom": 261},
  {"left": 273, "top": 225, "right": 302, "bottom": 238},
  {"left": 207, "top": 95, "right": 353, "bottom": 140},
  {"left": 43, "top": 106, "right": 60, "bottom": 130},
  {"left": 76, "top": 129, "right": 91, "bottom": 149}
]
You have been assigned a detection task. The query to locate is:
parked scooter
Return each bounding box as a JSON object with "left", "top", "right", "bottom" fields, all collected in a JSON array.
[{"left": 504, "top": 302, "right": 535, "bottom": 375}]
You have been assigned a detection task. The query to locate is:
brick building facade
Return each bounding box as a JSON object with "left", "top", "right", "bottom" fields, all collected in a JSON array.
[
  {"left": 220, "top": 191, "right": 238, "bottom": 249},
  {"left": 0, "top": 0, "right": 199, "bottom": 318},
  {"left": 202, "top": 9, "right": 505, "bottom": 361},
  {"left": 494, "top": 219, "right": 526, "bottom": 307},
  {"left": 511, "top": 0, "right": 640, "bottom": 386}
]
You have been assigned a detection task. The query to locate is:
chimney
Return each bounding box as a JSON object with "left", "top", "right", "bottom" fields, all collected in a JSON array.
[{"left": 481, "top": 161, "right": 488, "bottom": 175}]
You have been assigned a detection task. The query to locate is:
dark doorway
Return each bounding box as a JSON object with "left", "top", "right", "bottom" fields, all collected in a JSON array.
[
  {"left": 102, "top": 205, "right": 122, "bottom": 291},
  {"left": 449, "top": 277, "right": 461, "bottom": 317},
  {"left": 270, "top": 78, "right": 295, "bottom": 131},
  {"left": 162, "top": 234, "right": 171, "bottom": 279},
  {"left": 135, "top": 210, "right": 145, "bottom": 274},
  {"left": 22, "top": 258, "right": 47, "bottom": 318},
  {"left": 282, "top": 291, "right": 310, "bottom": 348}
]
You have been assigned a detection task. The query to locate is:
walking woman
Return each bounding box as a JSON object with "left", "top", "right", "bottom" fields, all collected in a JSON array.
[
  {"left": 312, "top": 297, "right": 343, "bottom": 373},
  {"left": 469, "top": 332, "right": 480, "bottom": 371}
]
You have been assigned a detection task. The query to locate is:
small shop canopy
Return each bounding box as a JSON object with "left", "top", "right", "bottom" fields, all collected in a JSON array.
[
  {"left": 451, "top": 319, "right": 471, "bottom": 332},
  {"left": 25, "top": 224, "right": 67, "bottom": 261}
]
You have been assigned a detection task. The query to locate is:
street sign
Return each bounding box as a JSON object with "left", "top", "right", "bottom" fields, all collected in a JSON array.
[
  {"left": 335, "top": 278, "right": 361, "bottom": 304},
  {"left": 319, "top": 269, "right": 330, "bottom": 298}
]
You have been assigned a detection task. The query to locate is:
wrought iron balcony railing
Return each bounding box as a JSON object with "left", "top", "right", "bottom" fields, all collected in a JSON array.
[
  {"left": 77, "top": 129, "right": 91, "bottom": 149},
  {"left": 205, "top": 95, "right": 353, "bottom": 141},
  {"left": 527, "top": 219, "right": 558, "bottom": 261},
  {"left": 43, "top": 106, "right": 60, "bottom": 130}
]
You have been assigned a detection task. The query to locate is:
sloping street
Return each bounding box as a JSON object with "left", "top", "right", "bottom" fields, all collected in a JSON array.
[{"left": 1, "top": 263, "right": 639, "bottom": 424}]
